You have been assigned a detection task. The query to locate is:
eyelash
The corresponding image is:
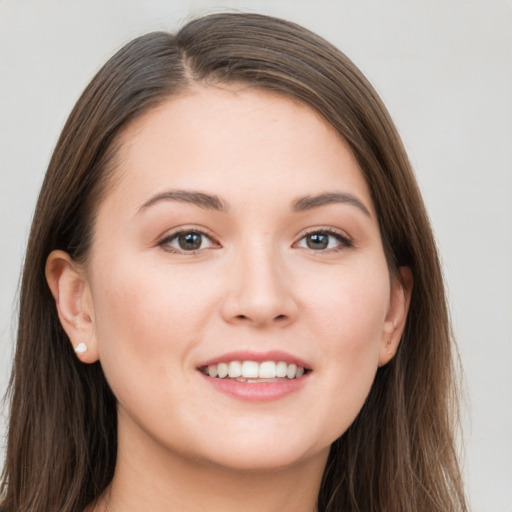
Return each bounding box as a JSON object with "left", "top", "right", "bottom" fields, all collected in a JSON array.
[
  {"left": 158, "top": 227, "right": 353, "bottom": 255},
  {"left": 158, "top": 227, "right": 219, "bottom": 254},
  {"left": 293, "top": 227, "right": 353, "bottom": 253}
]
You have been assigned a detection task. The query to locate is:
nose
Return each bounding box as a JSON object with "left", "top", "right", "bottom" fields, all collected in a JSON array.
[{"left": 219, "top": 243, "right": 298, "bottom": 328}]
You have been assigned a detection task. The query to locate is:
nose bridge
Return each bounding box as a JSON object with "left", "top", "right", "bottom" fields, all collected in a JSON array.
[{"left": 222, "top": 235, "right": 297, "bottom": 326}]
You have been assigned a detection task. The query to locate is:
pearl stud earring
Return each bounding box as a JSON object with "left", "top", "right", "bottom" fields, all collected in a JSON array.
[{"left": 74, "top": 343, "right": 88, "bottom": 355}]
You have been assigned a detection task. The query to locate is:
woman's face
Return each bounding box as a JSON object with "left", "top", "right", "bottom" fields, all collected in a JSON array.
[{"left": 81, "top": 85, "right": 407, "bottom": 471}]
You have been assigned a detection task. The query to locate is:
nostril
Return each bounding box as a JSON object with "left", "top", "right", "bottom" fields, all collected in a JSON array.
[{"left": 275, "top": 315, "right": 287, "bottom": 321}]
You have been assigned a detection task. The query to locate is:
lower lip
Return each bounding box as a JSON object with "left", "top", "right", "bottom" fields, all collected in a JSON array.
[{"left": 200, "top": 372, "right": 310, "bottom": 402}]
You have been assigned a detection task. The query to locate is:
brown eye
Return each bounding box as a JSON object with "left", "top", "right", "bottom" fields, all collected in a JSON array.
[
  {"left": 160, "top": 229, "right": 218, "bottom": 253},
  {"left": 306, "top": 233, "right": 329, "bottom": 250},
  {"left": 178, "top": 232, "right": 203, "bottom": 251},
  {"left": 295, "top": 229, "right": 353, "bottom": 252}
]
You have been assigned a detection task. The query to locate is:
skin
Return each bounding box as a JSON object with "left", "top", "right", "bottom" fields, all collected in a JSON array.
[{"left": 46, "top": 84, "right": 412, "bottom": 512}]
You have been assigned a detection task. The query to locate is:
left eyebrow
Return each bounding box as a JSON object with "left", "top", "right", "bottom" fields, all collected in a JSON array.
[{"left": 291, "top": 192, "right": 372, "bottom": 218}]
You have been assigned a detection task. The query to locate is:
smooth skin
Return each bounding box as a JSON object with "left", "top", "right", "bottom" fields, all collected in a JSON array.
[{"left": 46, "top": 84, "right": 412, "bottom": 512}]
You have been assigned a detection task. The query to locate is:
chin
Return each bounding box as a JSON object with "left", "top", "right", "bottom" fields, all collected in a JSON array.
[
  {"left": 200, "top": 446, "right": 327, "bottom": 474},
  {"left": 179, "top": 426, "right": 332, "bottom": 474}
]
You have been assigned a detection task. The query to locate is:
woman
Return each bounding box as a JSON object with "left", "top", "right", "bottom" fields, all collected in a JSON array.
[{"left": 1, "top": 12, "right": 467, "bottom": 512}]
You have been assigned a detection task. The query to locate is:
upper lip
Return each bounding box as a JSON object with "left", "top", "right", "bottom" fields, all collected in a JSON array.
[{"left": 198, "top": 350, "right": 311, "bottom": 370}]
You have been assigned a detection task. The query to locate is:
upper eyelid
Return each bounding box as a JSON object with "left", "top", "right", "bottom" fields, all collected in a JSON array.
[
  {"left": 294, "top": 226, "right": 352, "bottom": 241},
  {"left": 159, "top": 226, "right": 219, "bottom": 242}
]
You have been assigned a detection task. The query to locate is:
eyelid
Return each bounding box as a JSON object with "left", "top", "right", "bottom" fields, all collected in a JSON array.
[
  {"left": 157, "top": 225, "right": 221, "bottom": 254},
  {"left": 293, "top": 226, "right": 353, "bottom": 251}
]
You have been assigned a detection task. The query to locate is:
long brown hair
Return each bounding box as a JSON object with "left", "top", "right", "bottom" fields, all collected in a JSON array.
[{"left": 1, "top": 12, "right": 467, "bottom": 512}]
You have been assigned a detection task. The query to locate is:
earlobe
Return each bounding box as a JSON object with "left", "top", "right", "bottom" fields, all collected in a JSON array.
[
  {"left": 378, "top": 266, "right": 413, "bottom": 367},
  {"left": 45, "top": 250, "right": 99, "bottom": 363}
]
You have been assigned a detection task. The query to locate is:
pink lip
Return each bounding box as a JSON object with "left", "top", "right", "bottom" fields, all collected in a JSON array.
[
  {"left": 197, "top": 350, "right": 312, "bottom": 402},
  {"left": 199, "top": 371, "right": 311, "bottom": 402},
  {"left": 198, "top": 350, "right": 311, "bottom": 369}
]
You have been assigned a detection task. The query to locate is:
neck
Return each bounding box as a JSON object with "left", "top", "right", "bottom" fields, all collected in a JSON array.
[{"left": 88, "top": 419, "right": 328, "bottom": 512}]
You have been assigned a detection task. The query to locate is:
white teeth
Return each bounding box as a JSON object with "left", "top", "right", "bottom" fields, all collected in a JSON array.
[
  {"left": 228, "top": 361, "right": 242, "bottom": 378},
  {"left": 217, "top": 362, "right": 228, "bottom": 378},
  {"left": 241, "top": 361, "right": 259, "bottom": 378},
  {"left": 286, "top": 364, "right": 297, "bottom": 379},
  {"left": 203, "top": 360, "right": 307, "bottom": 380},
  {"left": 259, "top": 361, "right": 276, "bottom": 378},
  {"left": 276, "top": 361, "right": 288, "bottom": 378}
]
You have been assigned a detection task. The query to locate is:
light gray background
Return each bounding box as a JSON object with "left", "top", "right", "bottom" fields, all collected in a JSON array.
[{"left": 1, "top": 1, "right": 511, "bottom": 510}]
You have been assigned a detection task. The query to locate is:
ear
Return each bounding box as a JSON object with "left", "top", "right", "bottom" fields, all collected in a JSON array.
[
  {"left": 45, "top": 250, "right": 99, "bottom": 363},
  {"left": 378, "top": 266, "right": 413, "bottom": 367}
]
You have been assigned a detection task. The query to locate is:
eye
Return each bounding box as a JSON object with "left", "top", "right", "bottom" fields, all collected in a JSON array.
[
  {"left": 295, "top": 229, "right": 352, "bottom": 252},
  {"left": 159, "top": 229, "right": 219, "bottom": 253}
]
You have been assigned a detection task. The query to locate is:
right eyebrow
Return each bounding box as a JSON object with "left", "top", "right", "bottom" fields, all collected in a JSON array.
[{"left": 137, "top": 189, "right": 229, "bottom": 214}]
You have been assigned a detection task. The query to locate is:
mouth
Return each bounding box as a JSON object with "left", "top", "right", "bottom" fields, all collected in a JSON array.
[
  {"left": 197, "top": 351, "right": 312, "bottom": 401},
  {"left": 199, "top": 360, "right": 311, "bottom": 382}
]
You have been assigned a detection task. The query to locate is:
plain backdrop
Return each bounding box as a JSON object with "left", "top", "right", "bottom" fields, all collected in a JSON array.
[{"left": 0, "top": 1, "right": 511, "bottom": 510}]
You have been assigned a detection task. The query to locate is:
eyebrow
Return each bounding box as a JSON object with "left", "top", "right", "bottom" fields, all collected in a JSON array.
[
  {"left": 138, "top": 190, "right": 228, "bottom": 213},
  {"left": 291, "top": 192, "right": 371, "bottom": 217},
  {"left": 138, "top": 189, "right": 371, "bottom": 218}
]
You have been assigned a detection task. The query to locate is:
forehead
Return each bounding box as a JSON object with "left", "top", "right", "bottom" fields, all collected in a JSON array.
[{"left": 104, "top": 84, "right": 374, "bottom": 216}]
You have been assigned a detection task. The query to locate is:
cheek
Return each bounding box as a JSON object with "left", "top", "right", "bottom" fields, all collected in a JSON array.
[
  {"left": 88, "top": 252, "right": 216, "bottom": 392},
  {"left": 300, "top": 262, "right": 390, "bottom": 437},
  {"left": 93, "top": 249, "right": 209, "bottom": 331},
  {"left": 304, "top": 261, "right": 390, "bottom": 352}
]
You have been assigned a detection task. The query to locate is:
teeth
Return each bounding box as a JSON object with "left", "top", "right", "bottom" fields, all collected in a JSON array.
[
  {"left": 217, "top": 362, "right": 228, "bottom": 378},
  {"left": 259, "top": 361, "right": 276, "bottom": 378},
  {"left": 286, "top": 363, "right": 297, "bottom": 379},
  {"left": 228, "top": 361, "right": 242, "bottom": 378},
  {"left": 241, "top": 361, "right": 259, "bottom": 378},
  {"left": 276, "top": 361, "right": 288, "bottom": 378},
  {"left": 203, "top": 360, "right": 307, "bottom": 380}
]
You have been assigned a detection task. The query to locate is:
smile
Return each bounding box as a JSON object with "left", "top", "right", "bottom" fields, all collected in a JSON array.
[{"left": 200, "top": 360, "right": 308, "bottom": 381}]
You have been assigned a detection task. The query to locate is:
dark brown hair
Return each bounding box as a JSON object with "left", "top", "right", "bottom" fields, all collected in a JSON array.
[{"left": 1, "top": 12, "right": 467, "bottom": 512}]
